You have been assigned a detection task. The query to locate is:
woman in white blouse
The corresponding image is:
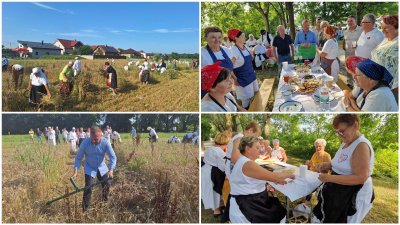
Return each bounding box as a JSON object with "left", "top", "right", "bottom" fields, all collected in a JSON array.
[
  {"left": 344, "top": 57, "right": 398, "bottom": 112},
  {"left": 314, "top": 114, "right": 375, "bottom": 223},
  {"left": 201, "top": 133, "right": 230, "bottom": 217},
  {"left": 29, "top": 67, "right": 51, "bottom": 105},
  {"left": 317, "top": 25, "right": 339, "bottom": 81}
]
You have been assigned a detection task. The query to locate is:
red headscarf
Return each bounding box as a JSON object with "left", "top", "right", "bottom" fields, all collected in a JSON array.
[
  {"left": 201, "top": 62, "right": 224, "bottom": 91},
  {"left": 346, "top": 56, "right": 367, "bottom": 75},
  {"left": 227, "top": 29, "right": 242, "bottom": 42}
]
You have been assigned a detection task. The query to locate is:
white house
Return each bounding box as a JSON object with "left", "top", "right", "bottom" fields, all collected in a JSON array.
[{"left": 17, "top": 40, "right": 62, "bottom": 58}]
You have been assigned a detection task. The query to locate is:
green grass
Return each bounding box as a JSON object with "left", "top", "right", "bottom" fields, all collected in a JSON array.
[{"left": 201, "top": 154, "right": 398, "bottom": 223}]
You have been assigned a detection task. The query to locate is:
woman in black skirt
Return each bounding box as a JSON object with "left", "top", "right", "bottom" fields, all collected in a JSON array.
[{"left": 104, "top": 61, "right": 117, "bottom": 95}]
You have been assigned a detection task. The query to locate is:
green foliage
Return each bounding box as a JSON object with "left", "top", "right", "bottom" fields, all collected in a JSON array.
[
  {"left": 201, "top": 119, "right": 211, "bottom": 141},
  {"left": 3, "top": 114, "right": 198, "bottom": 134},
  {"left": 374, "top": 143, "right": 398, "bottom": 179},
  {"left": 79, "top": 45, "right": 94, "bottom": 55}
]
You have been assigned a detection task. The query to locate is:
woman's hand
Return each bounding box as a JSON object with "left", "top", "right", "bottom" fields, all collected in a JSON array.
[
  {"left": 318, "top": 173, "right": 331, "bottom": 182},
  {"left": 231, "top": 57, "right": 237, "bottom": 64},
  {"left": 274, "top": 171, "right": 296, "bottom": 185},
  {"left": 317, "top": 162, "right": 331, "bottom": 173}
]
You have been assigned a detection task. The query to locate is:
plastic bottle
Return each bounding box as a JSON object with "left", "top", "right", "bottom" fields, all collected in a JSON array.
[{"left": 319, "top": 79, "right": 330, "bottom": 111}]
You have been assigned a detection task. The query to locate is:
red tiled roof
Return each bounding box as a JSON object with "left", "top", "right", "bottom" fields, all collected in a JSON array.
[
  {"left": 56, "top": 38, "right": 83, "bottom": 48},
  {"left": 90, "top": 45, "right": 97, "bottom": 51},
  {"left": 120, "top": 48, "right": 139, "bottom": 54}
]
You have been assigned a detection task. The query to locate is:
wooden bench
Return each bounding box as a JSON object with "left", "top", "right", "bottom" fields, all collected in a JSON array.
[
  {"left": 336, "top": 77, "right": 351, "bottom": 91},
  {"left": 248, "top": 78, "right": 275, "bottom": 111}
]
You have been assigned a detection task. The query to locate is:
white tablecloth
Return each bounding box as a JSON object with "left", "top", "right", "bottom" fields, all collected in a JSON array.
[
  {"left": 273, "top": 66, "right": 346, "bottom": 112},
  {"left": 264, "top": 162, "right": 322, "bottom": 202}
]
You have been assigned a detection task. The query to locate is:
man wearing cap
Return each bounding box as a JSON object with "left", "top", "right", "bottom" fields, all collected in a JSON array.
[
  {"left": 104, "top": 61, "right": 117, "bottom": 96},
  {"left": 29, "top": 67, "right": 51, "bottom": 105},
  {"left": 229, "top": 28, "right": 259, "bottom": 110},
  {"left": 59, "top": 61, "right": 74, "bottom": 96},
  {"left": 344, "top": 57, "right": 397, "bottom": 112},
  {"left": 72, "top": 126, "right": 117, "bottom": 212},
  {"left": 73, "top": 57, "right": 81, "bottom": 77},
  {"left": 201, "top": 26, "right": 236, "bottom": 99},
  {"left": 201, "top": 62, "right": 245, "bottom": 112}
]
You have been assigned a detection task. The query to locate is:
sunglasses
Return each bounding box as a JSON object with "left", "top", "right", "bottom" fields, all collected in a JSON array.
[{"left": 362, "top": 21, "right": 372, "bottom": 24}]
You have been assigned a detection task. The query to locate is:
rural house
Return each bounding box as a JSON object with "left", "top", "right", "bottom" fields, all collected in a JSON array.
[
  {"left": 53, "top": 38, "right": 84, "bottom": 55},
  {"left": 120, "top": 48, "right": 141, "bottom": 58},
  {"left": 17, "top": 40, "right": 62, "bottom": 58},
  {"left": 140, "top": 50, "right": 155, "bottom": 59},
  {"left": 93, "top": 45, "right": 119, "bottom": 57}
]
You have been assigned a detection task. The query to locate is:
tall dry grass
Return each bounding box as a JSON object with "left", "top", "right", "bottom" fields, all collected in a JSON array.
[
  {"left": 2, "top": 134, "right": 199, "bottom": 223},
  {"left": 2, "top": 59, "right": 199, "bottom": 111}
]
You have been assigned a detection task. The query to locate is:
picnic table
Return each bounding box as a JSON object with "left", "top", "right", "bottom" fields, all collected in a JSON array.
[
  {"left": 256, "top": 159, "right": 322, "bottom": 221},
  {"left": 272, "top": 65, "right": 346, "bottom": 112}
]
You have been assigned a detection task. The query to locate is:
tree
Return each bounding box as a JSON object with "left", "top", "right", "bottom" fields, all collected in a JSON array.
[
  {"left": 285, "top": 2, "right": 295, "bottom": 40},
  {"left": 79, "top": 45, "right": 94, "bottom": 55},
  {"left": 170, "top": 52, "right": 180, "bottom": 60}
]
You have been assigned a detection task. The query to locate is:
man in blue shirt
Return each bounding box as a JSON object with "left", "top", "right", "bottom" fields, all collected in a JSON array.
[
  {"left": 72, "top": 126, "right": 117, "bottom": 212},
  {"left": 294, "top": 19, "right": 318, "bottom": 62}
]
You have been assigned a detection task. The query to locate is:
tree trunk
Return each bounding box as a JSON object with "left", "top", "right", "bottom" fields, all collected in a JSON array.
[
  {"left": 356, "top": 2, "right": 365, "bottom": 25},
  {"left": 263, "top": 114, "right": 271, "bottom": 139},
  {"left": 285, "top": 2, "right": 296, "bottom": 40},
  {"left": 225, "top": 114, "right": 232, "bottom": 132},
  {"left": 232, "top": 114, "right": 238, "bottom": 132}
]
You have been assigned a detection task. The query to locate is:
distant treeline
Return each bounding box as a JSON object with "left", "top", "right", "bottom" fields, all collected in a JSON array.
[{"left": 2, "top": 114, "right": 198, "bottom": 134}]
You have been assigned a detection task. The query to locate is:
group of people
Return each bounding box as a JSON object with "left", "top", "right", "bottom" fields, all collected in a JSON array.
[
  {"left": 202, "top": 114, "right": 375, "bottom": 223},
  {"left": 201, "top": 13, "right": 398, "bottom": 112},
  {"left": 29, "top": 125, "right": 122, "bottom": 152}
]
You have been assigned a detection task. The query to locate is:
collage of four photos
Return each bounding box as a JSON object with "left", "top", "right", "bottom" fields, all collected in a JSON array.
[{"left": 1, "top": 1, "right": 399, "bottom": 224}]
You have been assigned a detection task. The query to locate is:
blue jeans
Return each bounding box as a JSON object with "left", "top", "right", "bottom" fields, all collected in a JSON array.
[{"left": 278, "top": 54, "right": 292, "bottom": 76}]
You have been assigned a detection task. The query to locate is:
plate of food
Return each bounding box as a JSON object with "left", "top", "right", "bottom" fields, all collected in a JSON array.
[
  {"left": 295, "top": 65, "right": 311, "bottom": 76},
  {"left": 289, "top": 76, "right": 301, "bottom": 85},
  {"left": 301, "top": 74, "right": 316, "bottom": 81},
  {"left": 282, "top": 84, "right": 299, "bottom": 93},
  {"left": 279, "top": 101, "right": 304, "bottom": 112},
  {"left": 298, "top": 78, "right": 319, "bottom": 94}
]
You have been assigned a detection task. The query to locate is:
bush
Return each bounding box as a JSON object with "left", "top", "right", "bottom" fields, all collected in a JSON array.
[
  {"left": 374, "top": 143, "right": 398, "bottom": 180},
  {"left": 201, "top": 120, "right": 211, "bottom": 141}
]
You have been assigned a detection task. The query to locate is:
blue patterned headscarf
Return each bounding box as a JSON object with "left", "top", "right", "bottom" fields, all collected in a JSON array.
[{"left": 357, "top": 59, "right": 393, "bottom": 87}]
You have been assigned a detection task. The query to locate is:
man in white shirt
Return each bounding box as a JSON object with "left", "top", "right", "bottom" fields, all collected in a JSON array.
[
  {"left": 48, "top": 127, "right": 56, "bottom": 146},
  {"left": 72, "top": 57, "right": 81, "bottom": 76},
  {"left": 246, "top": 34, "right": 257, "bottom": 47},
  {"left": 355, "top": 14, "right": 384, "bottom": 59},
  {"left": 343, "top": 15, "right": 363, "bottom": 87}
]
